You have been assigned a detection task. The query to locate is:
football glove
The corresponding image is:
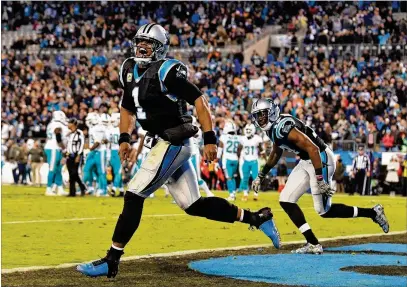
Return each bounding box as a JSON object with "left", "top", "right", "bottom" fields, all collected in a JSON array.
[
  {"left": 252, "top": 173, "right": 265, "bottom": 192},
  {"left": 316, "top": 180, "right": 335, "bottom": 197}
]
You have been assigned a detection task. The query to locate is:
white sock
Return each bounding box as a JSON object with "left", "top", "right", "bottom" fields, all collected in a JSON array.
[
  {"left": 353, "top": 207, "right": 358, "bottom": 218},
  {"left": 111, "top": 244, "right": 124, "bottom": 251},
  {"left": 239, "top": 209, "right": 245, "bottom": 222},
  {"left": 46, "top": 187, "right": 52, "bottom": 193},
  {"left": 57, "top": 186, "right": 64, "bottom": 193},
  {"left": 243, "top": 191, "right": 248, "bottom": 196},
  {"left": 119, "top": 188, "right": 124, "bottom": 192},
  {"left": 299, "top": 223, "right": 311, "bottom": 233},
  {"left": 112, "top": 186, "right": 117, "bottom": 192}
]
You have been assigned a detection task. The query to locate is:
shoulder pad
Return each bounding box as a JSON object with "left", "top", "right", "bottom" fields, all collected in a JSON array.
[
  {"left": 274, "top": 117, "right": 296, "bottom": 139},
  {"left": 119, "top": 57, "right": 135, "bottom": 87},
  {"left": 158, "top": 59, "right": 186, "bottom": 92}
]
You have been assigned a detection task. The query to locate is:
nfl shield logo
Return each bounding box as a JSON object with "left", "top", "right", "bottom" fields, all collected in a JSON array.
[{"left": 127, "top": 73, "right": 132, "bottom": 82}]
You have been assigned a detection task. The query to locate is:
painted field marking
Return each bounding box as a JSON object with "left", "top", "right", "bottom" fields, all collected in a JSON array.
[
  {"left": 2, "top": 208, "right": 315, "bottom": 225},
  {"left": 2, "top": 230, "right": 406, "bottom": 274}
]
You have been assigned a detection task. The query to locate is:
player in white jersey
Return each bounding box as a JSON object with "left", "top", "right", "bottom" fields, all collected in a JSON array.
[
  {"left": 83, "top": 112, "right": 98, "bottom": 194},
  {"left": 238, "top": 124, "right": 264, "bottom": 201},
  {"left": 217, "top": 120, "right": 240, "bottom": 201},
  {"left": 44, "top": 111, "right": 69, "bottom": 196},
  {"left": 191, "top": 125, "right": 214, "bottom": 197},
  {"left": 107, "top": 113, "right": 124, "bottom": 196},
  {"left": 84, "top": 114, "right": 109, "bottom": 196}
]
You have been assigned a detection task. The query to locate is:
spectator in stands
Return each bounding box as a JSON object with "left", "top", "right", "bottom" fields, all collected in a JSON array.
[
  {"left": 396, "top": 131, "right": 407, "bottom": 152},
  {"left": 385, "top": 156, "right": 400, "bottom": 195},
  {"left": 382, "top": 129, "right": 395, "bottom": 151},
  {"left": 27, "top": 140, "right": 45, "bottom": 187},
  {"left": 402, "top": 155, "right": 407, "bottom": 196}
]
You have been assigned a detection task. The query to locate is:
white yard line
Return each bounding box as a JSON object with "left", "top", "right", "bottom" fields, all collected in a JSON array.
[
  {"left": 2, "top": 208, "right": 314, "bottom": 225},
  {"left": 2, "top": 214, "right": 187, "bottom": 224},
  {"left": 2, "top": 230, "right": 406, "bottom": 274}
]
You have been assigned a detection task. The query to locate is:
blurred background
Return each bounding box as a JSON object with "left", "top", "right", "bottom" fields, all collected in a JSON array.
[{"left": 1, "top": 1, "right": 406, "bottom": 196}]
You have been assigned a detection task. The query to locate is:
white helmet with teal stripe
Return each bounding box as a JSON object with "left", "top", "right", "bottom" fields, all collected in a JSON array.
[
  {"left": 132, "top": 23, "right": 170, "bottom": 67},
  {"left": 223, "top": 120, "right": 237, "bottom": 135},
  {"left": 251, "top": 98, "right": 280, "bottom": 131},
  {"left": 244, "top": 123, "right": 256, "bottom": 137}
]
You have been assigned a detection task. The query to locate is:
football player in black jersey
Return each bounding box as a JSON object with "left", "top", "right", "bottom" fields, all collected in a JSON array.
[
  {"left": 251, "top": 99, "right": 389, "bottom": 254},
  {"left": 77, "top": 23, "right": 281, "bottom": 278}
]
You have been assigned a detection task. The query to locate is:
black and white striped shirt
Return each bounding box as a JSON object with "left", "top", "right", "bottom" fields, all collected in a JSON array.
[
  {"left": 67, "top": 129, "right": 85, "bottom": 155},
  {"left": 353, "top": 154, "right": 370, "bottom": 172}
]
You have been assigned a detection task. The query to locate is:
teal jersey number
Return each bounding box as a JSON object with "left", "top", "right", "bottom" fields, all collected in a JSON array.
[
  {"left": 226, "top": 140, "right": 239, "bottom": 154},
  {"left": 244, "top": 146, "right": 255, "bottom": 155},
  {"left": 111, "top": 134, "right": 119, "bottom": 145}
]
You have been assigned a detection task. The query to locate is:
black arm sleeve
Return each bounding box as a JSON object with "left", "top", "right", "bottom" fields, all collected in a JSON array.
[{"left": 163, "top": 64, "right": 202, "bottom": 105}]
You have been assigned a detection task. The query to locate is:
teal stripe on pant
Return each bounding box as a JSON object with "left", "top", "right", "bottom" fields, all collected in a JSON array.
[{"left": 321, "top": 151, "right": 328, "bottom": 183}]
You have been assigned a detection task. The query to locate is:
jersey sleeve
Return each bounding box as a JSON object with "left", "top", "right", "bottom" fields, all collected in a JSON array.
[
  {"left": 119, "top": 58, "right": 137, "bottom": 113},
  {"left": 219, "top": 134, "right": 226, "bottom": 144},
  {"left": 275, "top": 118, "right": 296, "bottom": 141},
  {"left": 158, "top": 60, "right": 202, "bottom": 105}
]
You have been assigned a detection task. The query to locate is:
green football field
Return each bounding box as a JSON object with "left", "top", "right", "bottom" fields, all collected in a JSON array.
[{"left": 2, "top": 186, "right": 406, "bottom": 270}]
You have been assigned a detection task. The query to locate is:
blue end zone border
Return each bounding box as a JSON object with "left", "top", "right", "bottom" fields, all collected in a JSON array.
[{"left": 189, "top": 245, "right": 407, "bottom": 287}]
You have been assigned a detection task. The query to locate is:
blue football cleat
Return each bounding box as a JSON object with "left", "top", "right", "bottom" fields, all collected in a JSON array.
[
  {"left": 259, "top": 217, "right": 281, "bottom": 249},
  {"left": 77, "top": 258, "right": 109, "bottom": 277},
  {"left": 251, "top": 207, "right": 281, "bottom": 249},
  {"left": 77, "top": 250, "right": 122, "bottom": 278}
]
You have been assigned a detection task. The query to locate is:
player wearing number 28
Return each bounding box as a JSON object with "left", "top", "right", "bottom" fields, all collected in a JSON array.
[
  {"left": 251, "top": 99, "right": 390, "bottom": 255},
  {"left": 218, "top": 121, "right": 240, "bottom": 201},
  {"left": 77, "top": 23, "right": 281, "bottom": 278}
]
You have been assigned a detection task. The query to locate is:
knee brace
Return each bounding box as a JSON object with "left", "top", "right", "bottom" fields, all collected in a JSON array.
[
  {"left": 112, "top": 192, "right": 145, "bottom": 245},
  {"left": 184, "top": 197, "right": 238, "bottom": 223}
]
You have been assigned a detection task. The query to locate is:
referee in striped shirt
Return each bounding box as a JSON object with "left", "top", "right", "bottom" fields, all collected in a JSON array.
[
  {"left": 351, "top": 145, "right": 371, "bottom": 196},
  {"left": 66, "top": 118, "right": 87, "bottom": 196}
]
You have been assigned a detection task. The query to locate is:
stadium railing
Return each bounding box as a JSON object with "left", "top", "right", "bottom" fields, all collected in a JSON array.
[
  {"left": 332, "top": 140, "right": 357, "bottom": 152},
  {"left": 296, "top": 43, "right": 407, "bottom": 60}
]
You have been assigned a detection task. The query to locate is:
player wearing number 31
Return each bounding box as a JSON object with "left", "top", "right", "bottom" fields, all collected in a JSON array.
[
  {"left": 251, "top": 99, "right": 390, "bottom": 255},
  {"left": 77, "top": 23, "right": 281, "bottom": 279}
]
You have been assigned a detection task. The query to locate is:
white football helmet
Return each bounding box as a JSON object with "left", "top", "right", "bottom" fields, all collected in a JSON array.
[
  {"left": 90, "top": 113, "right": 100, "bottom": 126},
  {"left": 244, "top": 124, "right": 256, "bottom": 137},
  {"left": 132, "top": 23, "right": 169, "bottom": 67},
  {"left": 52, "top": 111, "right": 67, "bottom": 125},
  {"left": 100, "top": 113, "right": 111, "bottom": 127},
  {"left": 223, "top": 120, "right": 237, "bottom": 135},
  {"left": 85, "top": 112, "right": 97, "bottom": 128},
  {"left": 251, "top": 99, "right": 280, "bottom": 131},
  {"left": 111, "top": 113, "right": 120, "bottom": 127}
]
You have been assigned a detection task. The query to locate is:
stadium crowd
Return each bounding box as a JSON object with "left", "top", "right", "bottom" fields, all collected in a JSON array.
[
  {"left": 1, "top": 1, "right": 406, "bottom": 195},
  {"left": 3, "top": 1, "right": 407, "bottom": 51},
  {"left": 3, "top": 1, "right": 292, "bottom": 50}
]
